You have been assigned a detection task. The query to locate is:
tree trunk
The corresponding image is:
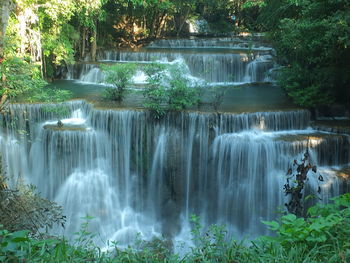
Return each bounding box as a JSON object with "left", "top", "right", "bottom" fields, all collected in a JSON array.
[
  {"left": 0, "top": 0, "right": 14, "bottom": 58},
  {"left": 17, "top": 9, "right": 27, "bottom": 55},
  {"left": 0, "top": 0, "right": 14, "bottom": 111},
  {"left": 155, "top": 13, "right": 166, "bottom": 38},
  {"left": 91, "top": 27, "right": 97, "bottom": 62},
  {"left": 176, "top": 7, "right": 190, "bottom": 37},
  {"left": 81, "top": 27, "right": 86, "bottom": 59}
]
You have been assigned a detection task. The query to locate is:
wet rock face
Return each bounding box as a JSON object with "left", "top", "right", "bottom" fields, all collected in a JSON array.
[
  {"left": 311, "top": 121, "right": 350, "bottom": 135},
  {"left": 314, "top": 105, "right": 350, "bottom": 119}
]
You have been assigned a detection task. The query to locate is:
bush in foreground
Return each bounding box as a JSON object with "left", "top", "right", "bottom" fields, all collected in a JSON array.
[{"left": 1, "top": 194, "right": 350, "bottom": 262}]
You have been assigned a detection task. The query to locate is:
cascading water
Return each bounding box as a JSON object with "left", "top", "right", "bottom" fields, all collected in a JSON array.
[
  {"left": 64, "top": 37, "right": 276, "bottom": 85},
  {"left": 1, "top": 100, "right": 349, "bottom": 249},
  {"left": 147, "top": 38, "right": 273, "bottom": 51}
]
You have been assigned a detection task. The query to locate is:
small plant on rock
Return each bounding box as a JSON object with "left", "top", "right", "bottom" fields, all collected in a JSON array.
[
  {"left": 143, "top": 62, "right": 199, "bottom": 118},
  {"left": 101, "top": 63, "right": 137, "bottom": 101}
]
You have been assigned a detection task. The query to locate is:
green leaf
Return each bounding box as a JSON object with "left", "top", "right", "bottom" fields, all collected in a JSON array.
[
  {"left": 281, "top": 214, "right": 297, "bottom": 223},
  {"left": 262, "top": 220, "right": 280, "bottom": 231}
]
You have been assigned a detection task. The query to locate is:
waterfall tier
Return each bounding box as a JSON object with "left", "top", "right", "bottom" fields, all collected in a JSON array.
[
  {"left": 148, "top": 38, "right": 273, "bottom": 51},
  {"left": 1, "top": 101, "right": 349, "bottom": 246},
  {"left": 66, "top": 49, "right": 274, "bottom": 84}
]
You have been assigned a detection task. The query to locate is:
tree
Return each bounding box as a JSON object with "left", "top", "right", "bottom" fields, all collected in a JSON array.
[
  {"left": 196, "top": 0, "right": 236, "bottom": 33},
  {"left": 260, "top": 0, "right": 350, "bottom": 108},
  {"left": 173, "top": 0, "right": 197, "bottom": 36},
  {"left": 143, "top": 62, "right": 199, "bottom": 118},
  {"left": 0, "top": 56, "right": 72, "bottom": 115},
  {"left": 0, "top": 56, "right": 46, "bottom": 111},
  {"left": 128, "top": 0, "right": 174, "bottom": 39},
  {"left": 101, "top": 63, "right": 137, "bottom": 101},
  {"left": 74, "top": 0, "right": 107, "bottom": 61},
  {"left": 0, "top": 0, "right": 15, "bottom": 59},
  {"left": 2, "top": 0, "right": 77, "bottom": 79}
]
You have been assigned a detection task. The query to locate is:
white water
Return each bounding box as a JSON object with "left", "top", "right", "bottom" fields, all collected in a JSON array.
[
  {"left": 1, "top": 101, "right": 349, "bottom": 249},
  {"left": 66, "top": 38, "right": 276, "bottom": 85}
]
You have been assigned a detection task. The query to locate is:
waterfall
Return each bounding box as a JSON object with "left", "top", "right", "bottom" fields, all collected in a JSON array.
[
  {"left": 205, "top": 130, "right": 349, "bottom": 237},
  {"left": 65, "top": 37, "right": 276, "bottom": 85},
  {"left": 95, "top": 50, "right": 266, "bottom": 83},
  {"left": 148, "top": 38, "right": 273, "bottom": 51},
  {"left": 244, "top": 55, "right": 275, "bottom": 82},
  {"left": 1, "top": 101, "right": 349, "bottom": 247}
]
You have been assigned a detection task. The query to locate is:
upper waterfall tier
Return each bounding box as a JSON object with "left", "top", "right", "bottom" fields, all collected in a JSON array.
[
  {"left": 147, "top": 37, "right": 273, "bottom": 51},
  {"left": 100, "top": 50, "right": 273, "bottom": 83},
  {"left": 66, "top": 50, "right": 274, "bottom": 84}
]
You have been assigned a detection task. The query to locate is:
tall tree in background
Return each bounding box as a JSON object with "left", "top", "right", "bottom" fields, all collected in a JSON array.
[
  {"left": 75, "top": 0, "right": 107, "bottom": 61},
  {"left": 0, "top": 0, "right": 15, "bottom": 59},
  {"left": 3, "top": 0, "right": 76, "bottom": 77},
  {"left": 173, "top": 0, "right": 197, "bottom": 36},
  {"left": 260, "top": 0, "right": 350, "bottom": 108},
  {"left": 0, "top": 0, "right": 15, "bottom": 110}
]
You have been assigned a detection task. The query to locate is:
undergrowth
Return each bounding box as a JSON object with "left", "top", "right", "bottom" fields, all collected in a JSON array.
[{"left": 1, "top": 194, "right": 350, "bottom": 262}]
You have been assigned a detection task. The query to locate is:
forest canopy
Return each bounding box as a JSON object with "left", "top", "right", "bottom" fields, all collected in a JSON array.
[{"left": 0, "top": 0, "right": 349, "bottom": 109}]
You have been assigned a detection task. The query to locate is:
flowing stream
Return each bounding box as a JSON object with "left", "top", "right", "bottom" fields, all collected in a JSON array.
[{"left": 1, "top": 37, "right": 350, "bottom": 250}]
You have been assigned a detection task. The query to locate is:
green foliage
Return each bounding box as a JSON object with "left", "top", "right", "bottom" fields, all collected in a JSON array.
[
  {"left": 189, "top": 214, "right": 231, "bottom": 262},
  {"left": 262, "top": 194, "right": 350, "bottom": 262},
  {"left": 3, "top": 0, "right": 77, "bottom": 69},
  {"left": 39, "top": 0, "right": 78, "bottom": 67},
  {"left": 75, "top": 0, "right": 107, "bottom": 29},
  {"left": 1, "top": 194, "right": 350, "bottom": 262},
  {"left": 198, "top": 0, "right": 236, "bottom": 33},
  {"left": 41, "top": 105, "right": 71, "bottom": 121},
  {"left": 143, "top": 63, "right": 199, "bottom": 118},
  {"left": 258, "top": 0, "right": 302, "bottom": 31},
  {"left": 42, "top": 24, "right": 78, "bottom": 66},
  {"left": 0, "top": 55, "right": 71, "bottom": 109},
  {"left": 0, "top": 221, "right": 98, "bottom": 262},
  {"left": 101, "top": 63, "right": 137, "bottom": 101},
  {"left": 167, "top": 66, "right": 199, "bottom": 111},
  {"left": 25, "top": 88, "right": 72, "bottom": 104},
  {"left": 2, "top": 16, "right": 21, "bottom": 58},
  {"left": 0, "top": 56, "right": 47, "bottom": 99},
  {"left": 142, "top": 63, "right": 168, "bottom": 118},
  {"left": 277, "top": 65, "right": 333, "bottom": 107},
  {"left": 260, "top": 0, "right": 350, "bottom": 108}
]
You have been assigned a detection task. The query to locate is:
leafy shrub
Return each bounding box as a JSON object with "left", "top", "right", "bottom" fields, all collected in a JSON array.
[
  {"left": 262, "top": 194, "right": 350, "bottom": 262},
  {"left": 167, "top": 66, "right": 199, "bottom": 111},
  {"left": 25, "top": 87, "right": 72, "bottom": 104},
  {"left": 0, "top": 176, "right": 65, "bottom": 238},
  {"left": 101, "top": 63, "right": 137, "bottom": 101},
  {"left": 0, "top": 56, "right": 72, "bottom": 113},
  {"left": 143, "top": 62, "right": 199, "bottom": 118},
  {"left": 0, "top": 56, "right": 47, "bottom": 100},
  {"left": 142, "top": 63, "right": 168, "bottom": 118},
  {"left": 1, "top": 194, "right": 350, "bottom": 262}
]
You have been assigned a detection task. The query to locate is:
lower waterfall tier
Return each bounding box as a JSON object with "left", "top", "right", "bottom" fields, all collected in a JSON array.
[{"left": 0, "top": 101, "right": 349, "bottom": 248}]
